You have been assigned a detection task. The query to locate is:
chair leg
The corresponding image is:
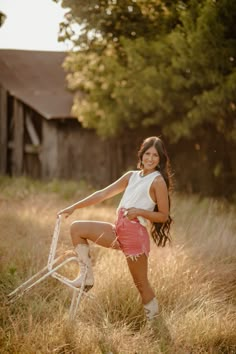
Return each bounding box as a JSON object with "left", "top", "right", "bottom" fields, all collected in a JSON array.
[
  {"left": 7, "top": 217, "right": 94, "bottom": 320},
  {"left": 68, "top": 266, "right": 88, "bottom": 321}
]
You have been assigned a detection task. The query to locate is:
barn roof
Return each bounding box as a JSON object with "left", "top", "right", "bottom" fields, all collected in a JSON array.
[{"left": 0, "top": 49, "right": 75, "bottom": 119}]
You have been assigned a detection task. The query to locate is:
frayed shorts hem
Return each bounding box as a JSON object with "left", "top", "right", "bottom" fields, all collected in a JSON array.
[{"left": 125, "top": 252, "right": 148, "bottom": 261}]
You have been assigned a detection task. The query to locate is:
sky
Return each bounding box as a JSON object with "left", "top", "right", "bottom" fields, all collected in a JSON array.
[{"left": 0, "top": 0, "right": 69, "bottom": 51}]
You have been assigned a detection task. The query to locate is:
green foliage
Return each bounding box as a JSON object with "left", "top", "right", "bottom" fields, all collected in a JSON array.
[
  {"left": 0, "top": 11, "right": 6, "bottom": 26},
  {"left": 56, "top": 0, "right": 236, "bottom": 145},
  {"left": 165, "top": 0, "right": 236, "bottom": 142},
  {"left": 55, "top": 0, "right": 181, "bottom": 49}
]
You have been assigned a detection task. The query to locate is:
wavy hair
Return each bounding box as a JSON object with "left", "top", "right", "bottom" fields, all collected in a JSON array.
[{"left": 138, "top": 136, "right": 173, "bottom": 247}]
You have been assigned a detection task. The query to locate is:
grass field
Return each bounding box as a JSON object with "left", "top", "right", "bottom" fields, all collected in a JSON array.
[{"left": 0, "top": 176, "right": 236, "bottom": 354}]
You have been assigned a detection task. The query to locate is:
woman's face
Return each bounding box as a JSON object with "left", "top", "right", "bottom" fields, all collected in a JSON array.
[{"left": 142, "top": 146, "right": 160, "bottom": 173}]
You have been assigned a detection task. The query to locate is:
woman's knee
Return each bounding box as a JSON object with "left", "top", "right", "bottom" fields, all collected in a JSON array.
[
  {"left": 70, "top": 221, "right": 78, "bottom": 235},
  {"left": 70, "top": 221, "right": 83, "bottom": 245}
]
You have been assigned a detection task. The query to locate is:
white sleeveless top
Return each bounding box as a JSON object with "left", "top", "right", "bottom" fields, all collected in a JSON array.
[{"left": 117, "top": 170, "right": 160, "bottom": 226}]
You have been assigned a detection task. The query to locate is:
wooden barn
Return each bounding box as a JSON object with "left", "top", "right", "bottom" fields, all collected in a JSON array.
[
  {"left": 1, "top": 49, "right": 232, "bottom": 198},
  {"left": 0, "top": 49, "right": 144, "bottom": 186}
]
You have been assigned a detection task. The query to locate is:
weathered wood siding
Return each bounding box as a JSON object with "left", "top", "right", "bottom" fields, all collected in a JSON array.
[
  {"left": 49, "top": 119, "right": 129, "bottom": 186},
  {"left": 12, "top": 98, "right": 24, "bottom": 175},
  {"left": 40, "top": 119, "right": 152, "bottom": 186},
  {"left": 0, "top": 86, "right": 8, "bottom": 174},
  {"left": 41, "top": 119, "right": 59, "bottom": 179}
]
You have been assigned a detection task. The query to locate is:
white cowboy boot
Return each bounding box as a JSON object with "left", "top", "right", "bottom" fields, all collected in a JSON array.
[
  {"left": 143, "top": 297, "right": 158, "bottom": 321},
  {"left": 69, "top": 244, "right": 94, "bottom": 291}
]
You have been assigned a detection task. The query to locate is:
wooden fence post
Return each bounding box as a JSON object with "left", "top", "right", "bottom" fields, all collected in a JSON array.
[
  {"left": 12, "top": 98, "right": 24, "bottom": 176},
  {"left": 0, "top": 86, "right": 8, "bottom": 174}
]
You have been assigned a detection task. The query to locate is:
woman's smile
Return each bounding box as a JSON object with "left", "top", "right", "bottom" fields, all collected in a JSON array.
[{"left": 142, "top": 146, "right": 160, "bottom": 173}]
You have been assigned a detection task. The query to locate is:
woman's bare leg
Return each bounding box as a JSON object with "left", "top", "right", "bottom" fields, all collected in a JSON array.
[
  {"left": 70, "top": 220, "right": 120, "bottom": 249},
  {"left": 126, "top": 254, "right": 155, "bottom": 304},
  {"left": 67, "top": 221, "right": 120, "bottom": 288}
]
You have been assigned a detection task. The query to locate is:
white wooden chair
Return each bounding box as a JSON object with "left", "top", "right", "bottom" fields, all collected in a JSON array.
[{"left": 7, "top": 216, "right": 92, "bottom": 321}]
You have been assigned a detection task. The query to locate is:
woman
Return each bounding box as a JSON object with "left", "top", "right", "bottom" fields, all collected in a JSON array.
[{"left": 58, "top": 136, "right": 172, "bottom": 321}]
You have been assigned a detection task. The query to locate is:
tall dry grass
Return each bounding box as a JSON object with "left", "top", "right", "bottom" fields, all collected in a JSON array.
[{"left": 0, "top": 176, "right": 236, "bottom": 353}]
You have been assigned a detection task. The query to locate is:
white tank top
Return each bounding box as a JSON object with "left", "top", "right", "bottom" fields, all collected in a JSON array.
[{"left": 117, "top": 170, "right": 160, "bottom": 226}]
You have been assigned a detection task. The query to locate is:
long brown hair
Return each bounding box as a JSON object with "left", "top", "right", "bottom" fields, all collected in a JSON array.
[{"left": 138, "top": 136, "right": 173, "bottom": 247}]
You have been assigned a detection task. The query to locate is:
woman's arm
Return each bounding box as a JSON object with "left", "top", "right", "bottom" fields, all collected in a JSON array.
[
  {"left": 58, "top": 171, "right": 132, "bottom": 218},
  {"left": 125, "top": 176, "right": 169, "bottom": 223}
]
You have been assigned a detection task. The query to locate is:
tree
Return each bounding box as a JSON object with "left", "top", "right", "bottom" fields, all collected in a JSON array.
[
  {"left": 55, "top": 0, "right": 236, "bottom": 143},
  {"left": 162, "top": 0, "right": 236, "bottom": 143},
  {"left": 55, "top": 0, "right": 190, "bottom": 136},
  {"left": 0, "top": 11, "right": 6, "bottom": 26}
]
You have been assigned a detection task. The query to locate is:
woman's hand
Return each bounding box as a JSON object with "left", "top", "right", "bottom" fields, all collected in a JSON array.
[
  {"left": 57, "top": 205, "right": 75, "bottom": 218},
  {"left": 125, "top": 207, "right": 140, "bottom": 220}
]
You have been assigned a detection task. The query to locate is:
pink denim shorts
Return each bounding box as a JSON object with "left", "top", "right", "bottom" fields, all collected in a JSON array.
[{"left": 114, "top": 208, "right": 150, "bottom": 260}]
